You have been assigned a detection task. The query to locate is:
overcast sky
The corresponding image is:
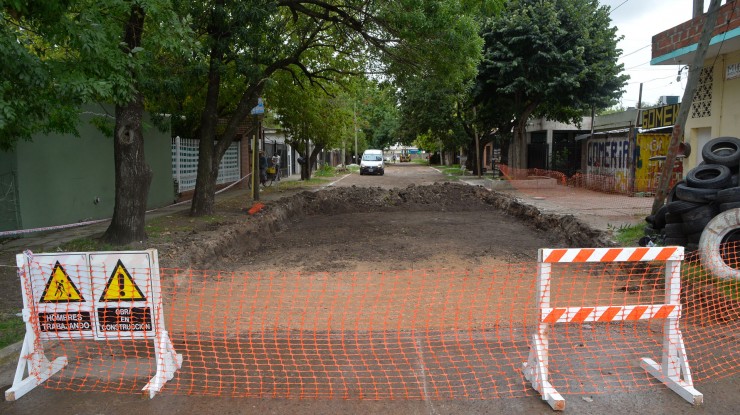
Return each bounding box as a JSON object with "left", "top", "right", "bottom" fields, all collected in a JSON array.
[{"left": 600, "top": 0, "right": 699, "bottom": 107}]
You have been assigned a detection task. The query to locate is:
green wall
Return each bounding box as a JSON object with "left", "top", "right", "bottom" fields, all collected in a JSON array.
[
  {"left": 0, "top": 148, "right": 20, "bottom": 231},
  {"left": 2, "top": 107, "right": 173, "bottom": 231}
]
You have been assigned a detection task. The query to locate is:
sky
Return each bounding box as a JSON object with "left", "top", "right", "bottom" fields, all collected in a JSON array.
[{"left": 600, "top": 0, "right": 700, "bottom": 108}]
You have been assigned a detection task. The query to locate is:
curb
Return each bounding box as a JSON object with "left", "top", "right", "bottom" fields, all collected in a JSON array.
[{"left": 0, "top": 340, "right": 22, "bottom": 367}]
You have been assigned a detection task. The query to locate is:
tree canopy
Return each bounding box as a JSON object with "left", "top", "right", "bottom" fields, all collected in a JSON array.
[
  {"left": 1, "top": 0, "right": 633, "bottom": 242},
  {"left": 475, "top": 0, "right": 628, "bottom": 168}
]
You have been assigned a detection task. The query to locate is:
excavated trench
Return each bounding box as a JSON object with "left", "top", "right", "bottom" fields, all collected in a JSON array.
[{"left": 177, "top": 183, "right": 613, "bottom": 271}]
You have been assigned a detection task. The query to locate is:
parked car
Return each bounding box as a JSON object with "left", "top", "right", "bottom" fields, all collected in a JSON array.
[{"left": 360, "top": 149, "right": 385, "bottom": 175}]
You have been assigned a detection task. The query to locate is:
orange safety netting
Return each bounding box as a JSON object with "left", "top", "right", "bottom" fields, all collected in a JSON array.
[
  {"left": 14, "top": 250, "right": 740, "bottom": 400},
  {"left": 496, "top": 164, "right": 680, "bottom": 196}
]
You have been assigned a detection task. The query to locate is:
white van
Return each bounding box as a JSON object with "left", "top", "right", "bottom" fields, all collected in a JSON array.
[{"left": 360, "top": 149, "right": 385, "bottom": 175}]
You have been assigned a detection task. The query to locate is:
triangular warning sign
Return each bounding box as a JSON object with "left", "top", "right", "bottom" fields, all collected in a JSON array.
[
  {"left": 99, "top": 260, "right": 146, "bottom": 302},
  {"left": 40, "top": 261, "right": 84, "bottom": 303}
]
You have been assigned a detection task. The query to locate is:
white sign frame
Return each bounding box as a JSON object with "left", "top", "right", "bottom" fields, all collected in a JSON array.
[{"left": 6, "top": 249, "right": 181, "bottom": 401}]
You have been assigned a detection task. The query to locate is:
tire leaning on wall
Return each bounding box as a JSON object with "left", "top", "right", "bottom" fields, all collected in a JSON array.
[{"left": 699, "top": 208, "right": 740, "bottom": 281}]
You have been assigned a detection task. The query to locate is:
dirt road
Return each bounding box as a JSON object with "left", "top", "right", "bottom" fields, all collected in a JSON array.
[{"left": 1, "top": 163, "right": 738, "bottom": 414}]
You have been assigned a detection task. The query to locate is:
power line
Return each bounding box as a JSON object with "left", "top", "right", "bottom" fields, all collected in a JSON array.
[
  {"left": 610, "top": 0, "right": 631, "bottom": 14},
  {"left": 620, "top": 44, "right": 650, "bottom": 58}
]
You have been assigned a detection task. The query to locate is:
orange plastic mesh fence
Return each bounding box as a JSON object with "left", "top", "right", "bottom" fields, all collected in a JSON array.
[
  {"left": 496, "top": 164, "right": 677, "bottom": 196},
  {"left": 18, "top": 251, "right": 740, "bottom": 399}
]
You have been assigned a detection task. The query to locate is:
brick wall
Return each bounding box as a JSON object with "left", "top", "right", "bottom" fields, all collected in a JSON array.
[{"left": 652, "top": 2, "right": 740, "bottom": 59}]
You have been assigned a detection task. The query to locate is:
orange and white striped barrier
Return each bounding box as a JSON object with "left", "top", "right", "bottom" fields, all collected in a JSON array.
[{"left": 522, "top": 246, "right": 702, "bottom": 411}]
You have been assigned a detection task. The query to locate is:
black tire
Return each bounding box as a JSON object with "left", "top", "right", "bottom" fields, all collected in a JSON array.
[
  {"left": 665, "top": 212, "right": 682, "bottom": 224},
  {"left": 686, "top": 164, "right": 732, "bottom": 189},
  {"left": 716, "top": 187, "right": 740, "bottom": 204},
  {"left": 664, "top": 237, "right": 688, "bottom": 246},
  {"left": 720, "top": 201, "right": 740, "bottom": 212},
  {"left": 645, "top": 215, "right": 655, "bottom": 225},
  {"left": 664, "top": 223, "right": 686, "bottom": 238},
  {"left": 667, "top": 180, "right": 684, "bottom": 203},
  {"left": 683, "top": 217, "right": 712, "bottom": 235},
  {"left": 653, "top": 205, "right": 668, "bottom": 229},
  {"left": 701, "top": 136, "right": 740, "bottom": 167},
  {"left": 681, "top": 203, "right": 718, "bottom": 222},
  {"left": 666, "top": 199, "right": 704, "bottom": 214},
  {"left": 675, "top": 183, "right": 718, "bottom": 203},
  {"left": 687, "top": 231, "right": 703, "bottom": 244}
]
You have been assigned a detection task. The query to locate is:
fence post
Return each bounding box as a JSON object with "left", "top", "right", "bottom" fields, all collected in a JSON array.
[{"left": 175, "top": 136, "right": 181, "bottom": 194}]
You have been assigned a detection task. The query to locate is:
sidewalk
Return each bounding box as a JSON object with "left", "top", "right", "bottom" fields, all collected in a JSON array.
[
  {"left": 460, "top": 177, "right": 652, "bottom": 233},
  {"left": 0, "top": 173, "right": 304, "bottom": 255}
]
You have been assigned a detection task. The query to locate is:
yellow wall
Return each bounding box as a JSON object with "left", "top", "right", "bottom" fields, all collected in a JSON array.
[
  {"left": 685, "top": 51, "right": 740, "bottom": 171},
  {"left": 635, "top": 133, "right": 683, "bottom": 192}
]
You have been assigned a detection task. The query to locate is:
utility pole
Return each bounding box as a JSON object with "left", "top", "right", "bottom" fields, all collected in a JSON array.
[
  {"left": 629, "top": 83, "right": 643, "bottom": 193},
  {"left": 651, "top": 0, "right": 722, "bottom": 214}
]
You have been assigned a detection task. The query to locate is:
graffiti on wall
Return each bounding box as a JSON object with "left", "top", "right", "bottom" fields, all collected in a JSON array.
[
  {"left": 586, "top": 136, "right": 631, "bottom": 192},
  {"left": 635, "top": 133, "right": 683, "bottom": 192}
]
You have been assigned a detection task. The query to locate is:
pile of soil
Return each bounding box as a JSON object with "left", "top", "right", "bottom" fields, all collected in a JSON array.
[
  {"left": 170, "top": 183, "right": 612, "bottom": 271},
  {"left": 0, "top": 183, "right": 612, "bottom": 320}
]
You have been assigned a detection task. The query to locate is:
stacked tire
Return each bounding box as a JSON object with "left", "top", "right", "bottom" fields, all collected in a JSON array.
[{"left": 647, "top": 136, "right": 740, "bottom": 250}]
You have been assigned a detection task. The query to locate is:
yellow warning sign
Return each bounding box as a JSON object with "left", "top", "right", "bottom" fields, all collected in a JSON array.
[
  {"left": 99, "top": 260, "right": 146, "bottom": 302},
  {"left": 40, "top": 262, "right": 84, "bottom": 303}
]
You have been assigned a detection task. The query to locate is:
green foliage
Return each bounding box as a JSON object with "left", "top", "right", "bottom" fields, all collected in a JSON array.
[
  {"left": 267, "top": 71, "right": 354, "bottom": 159},
  {"left": 359, "top": 81, "right": 400, "bottom": 150},
  {"left": 314, "top": 164, "right": 338, "bottom": 177},
  {"left": 611, "top": 224, "right": 645, "bottom": 246},
  {"left": 0, "top": 0, "right": 192, "bottom": 149},
  {"left": 475, "top": 0, "right": 628, "bottom": 164}
]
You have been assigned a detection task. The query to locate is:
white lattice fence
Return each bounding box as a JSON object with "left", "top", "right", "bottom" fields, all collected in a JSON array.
[{"left": 172, "top": 137, "right": 240, "bottom": 193}]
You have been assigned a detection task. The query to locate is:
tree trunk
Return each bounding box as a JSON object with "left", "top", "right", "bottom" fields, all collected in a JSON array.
[
  {"left": 189, "top": 63, "right": 220, "bottom": 216},
  {"left": 511, "top": 102, "right": 539, "bottom": 171},
  {"left": 190, "top": 2, "right": 225, "bottom": 216},
  {"left": 102, "top": 6, "right": 151, "bottom": 245},
  {"left": 511, "top": 117, "right": 527, "bottom": 171}
]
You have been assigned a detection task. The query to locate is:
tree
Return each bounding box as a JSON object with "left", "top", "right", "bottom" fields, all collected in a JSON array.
[
  {"left": 266, "top": 72, "right": 354, "bottom": 179},
  {"left": 2, "top": 1, "right": 190, "bottom": 244},
  {"left": 359, "top": 81, "right": 399, "bottom": 151},
  {"left": 0, "top": 1, "right": 119, "bottom": 150},
  {"left": 165, "top": 0, "right": 486, "bottom": 216},
  {"left": 476, "top": 0, "right": 628, "bottom": 169}
]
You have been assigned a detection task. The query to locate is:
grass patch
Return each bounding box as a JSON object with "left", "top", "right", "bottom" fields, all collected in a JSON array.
[
  {"left": 437, "top": 164, "right": 465, "bottom": 179},
  {"left": 57, "top": 237, "right": 115, "bottom": 252},
  {"left": 272, "top": 177, "right": 330, "bottom": 189},
  {"left": 314, "top": 164, "right": 338, "bottom": 177},
  {"left": 610, "top": 224, "right": 645, "bottom": 246},
  {"left": 0, "top": 315, "right": 25, "bottom": 349}
]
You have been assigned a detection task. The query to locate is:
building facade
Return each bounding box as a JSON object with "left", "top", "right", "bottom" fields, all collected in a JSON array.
[{"left": 651, "top": 1, "right": 740, "bottom": 171}]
